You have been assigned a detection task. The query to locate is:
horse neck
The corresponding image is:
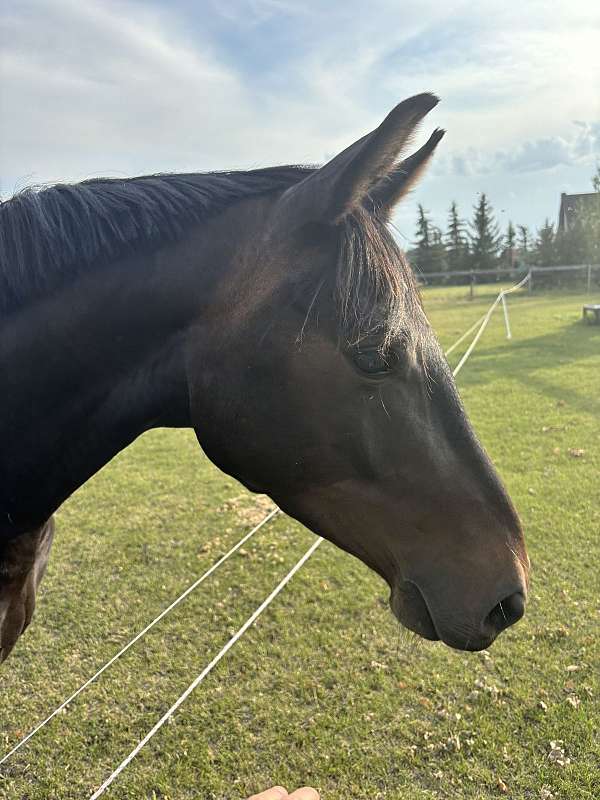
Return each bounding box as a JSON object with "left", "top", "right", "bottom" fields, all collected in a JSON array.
[{"left": 0, "top": 210, "right": 251, "bottom": 539}]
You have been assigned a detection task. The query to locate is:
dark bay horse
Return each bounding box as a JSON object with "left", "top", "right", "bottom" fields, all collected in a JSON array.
[{"left": 0, "top": 94, "right": 529, "bottom": 665}]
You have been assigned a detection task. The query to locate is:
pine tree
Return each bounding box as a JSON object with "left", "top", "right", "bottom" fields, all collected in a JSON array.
[
  {"left": 413, "top": 204, "right": 440, "bottom": 273},
  {"left": 415, "top": 204, "right": 431, "bottom": 248},
  {"left": 430, "top": 226, "right": 448, "bottom": 273},
  {"left": 554, "top": 224, "right": 585, "bottom": 265},
  {"left": 445, "top": 201, "right": 469, "bottom": 272},
  {"left": 502, "top": 221, "right": 517, "bottom": 267},
  {"left": 592, "top": 163, "right": 600, "bottom": 193},
  {"left": 517, "top": 225, "right": 531, "bottom": 264},
  {"left": 533, "top": 219, "right": 557, "bottom": 266},
  {"left": 580, "top": 167, "right": 600, "bottom": 264},
  {"left": 555, "top": 167, "right": 600, "bottom": 265},
  {"left": 469, "top": 193, "right": 501, "bottom": 270}
]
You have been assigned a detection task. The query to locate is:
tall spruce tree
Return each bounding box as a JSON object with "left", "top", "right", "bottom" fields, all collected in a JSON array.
[
  {"left": 430, "top": 226, "right": 448, "bottom": 273},
  {"left": 445, "top": 201, "right": 469, "bottom": 272},
  {"left": 554, "top": 167, "right": 600, "bottom": 265},
  {"left": 469, "top": 193, "right": 501, "bottom": 270},
  {"left": 555, "top": 221, "right": 586, "bottom": 265},
  {"left": 591, "top": 167, "right": 600, "bottom": 258},
  {"left": 533, "top": 219, "right": 557, "bottom": 266},
  {"left": 580, "top": 166, "right": 600, "bottom": 264},
  {"left": 502, "top": 221, "right": 517, "bottom": 267},
  {"left": 413, "top": 204, "right": 437, "bottom": 273},
  {"left": 517, "top": 225, "right": 531, "bottom": 264}
]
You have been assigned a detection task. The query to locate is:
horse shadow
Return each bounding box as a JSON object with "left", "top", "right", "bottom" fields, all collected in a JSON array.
[{"left": 450, "top": 318, "right": 600, "bottom": 418}]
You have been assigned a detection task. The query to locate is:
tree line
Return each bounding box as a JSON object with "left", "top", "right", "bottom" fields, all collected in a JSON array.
[{"left": 408, "top": 165, "right": 600, "bottom": 275}]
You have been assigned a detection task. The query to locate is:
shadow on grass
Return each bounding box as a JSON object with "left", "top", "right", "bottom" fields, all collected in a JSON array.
[{"left": 452, "top": 318, "right": 600, "bottom": 417}]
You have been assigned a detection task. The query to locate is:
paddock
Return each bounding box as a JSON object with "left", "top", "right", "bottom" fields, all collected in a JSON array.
[{"left": 1, "top": 285, "right": 598, "bottom": 800}]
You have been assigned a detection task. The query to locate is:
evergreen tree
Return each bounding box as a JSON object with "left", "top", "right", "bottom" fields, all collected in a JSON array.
[
  {"left": 517, "top": 225, "right": 531, "bottom": 264},
  {"left": 506, "top": 221, "right": 516, "bottom": 249},
  {"left": 554, "top": 224, "right": 585, "bottom": 265},
  {"left": 415, "top": 204, "right": 431, "bottom": 247},
  {"left": 445, "top": 201, "right": 469, "bottom": 272},
  {"left": 412, "top": 204, "right": 441, "bottom": 273},
  {"left": 555, "top": 167, "right": 600, "bottom": 265},
  {"left": 585, "top": 165, "right": 600, "bottom": 263},
  {"left": 533, "top": 219, "right": 557, "bottom": 266},
  {"left": 502, "top": 221, "right": 517, "bottom": 267},
  {"left": 430, "top": 226, "right": 448, "bottom": 273},
  {"left": 469, "top": 193, "right": 501, "bottom": 270},
  {"left": 579, "top": 170, "right": 600, "bottom": 265},
  {"left": 592, "top": 163, "right": 600, "bottom": 193}
]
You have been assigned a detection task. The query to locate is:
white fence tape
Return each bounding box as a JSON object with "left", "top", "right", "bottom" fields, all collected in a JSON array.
[{"left": 0, "top": 508, "right": 279, "bottom": 767}]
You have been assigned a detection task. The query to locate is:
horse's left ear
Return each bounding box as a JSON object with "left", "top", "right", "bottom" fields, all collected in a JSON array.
[{"left": 276, "top": 93, "right": 443, "bottom": 226}]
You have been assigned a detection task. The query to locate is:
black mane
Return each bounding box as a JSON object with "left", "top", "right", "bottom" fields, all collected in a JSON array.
[
  {"left": 0, "top": 167, "right": 313, "bottom": 313},
  {"left": 0, "top": 165, "right": 432, "bottom": 360}
]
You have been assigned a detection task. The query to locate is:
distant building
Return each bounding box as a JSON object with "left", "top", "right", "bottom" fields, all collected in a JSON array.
[{"left": 558, "top": 192, "right": 598, "bottom": 232}]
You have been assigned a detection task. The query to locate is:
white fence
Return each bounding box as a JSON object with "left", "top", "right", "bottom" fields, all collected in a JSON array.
[{"left": 417, "top": 263, "right": 600, "bottom": 297}]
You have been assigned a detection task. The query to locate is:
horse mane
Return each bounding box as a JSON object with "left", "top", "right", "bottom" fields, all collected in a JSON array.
[
  {"left": 0, "top": 167, "right": 313, "bottom": 313},
  {"left": 0, "top": 167, "right": 430, "bottom": 355}
]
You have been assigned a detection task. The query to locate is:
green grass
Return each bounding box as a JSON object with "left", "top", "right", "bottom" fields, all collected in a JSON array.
[{"left": 1, "top": 287, "right": 599, "bottom": 800}]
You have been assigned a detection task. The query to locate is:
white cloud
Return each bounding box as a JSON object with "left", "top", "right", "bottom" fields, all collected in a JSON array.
[
  {"left": 437, "top": 122, "right": 600, "bottom": 177},
  {"left": 1, "top": 0, "right": 253, "bottom": 186},
  {"left": 0, "top": 0, "right": 599, "bottom": 231}
]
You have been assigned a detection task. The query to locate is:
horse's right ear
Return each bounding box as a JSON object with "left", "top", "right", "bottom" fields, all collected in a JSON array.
[{"left": 275, "top": 93, "right": 440, "bottom": 227}]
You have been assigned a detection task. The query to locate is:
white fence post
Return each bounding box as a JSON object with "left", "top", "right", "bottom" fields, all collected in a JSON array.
[{"left": 501, "top": 294, "right": 512, "bottom": 339}]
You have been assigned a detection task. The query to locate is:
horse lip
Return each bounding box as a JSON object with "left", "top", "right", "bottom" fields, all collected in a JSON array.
[
  {"left": 390, "top": 581, "right": 497, "bottom": 650},
  {"left": 445, "top": 633, "right": 496, "bottom": 652},
  {"left": 390, "top": 580, "right": 440, "bottom": 641},
  {"left": 393, "top": 582, "right": 507, "bottom": 651}
]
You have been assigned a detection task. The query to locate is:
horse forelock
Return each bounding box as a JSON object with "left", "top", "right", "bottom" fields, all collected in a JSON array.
[{"left": 335, "top": 209, "right": 435, "bottom": 360}]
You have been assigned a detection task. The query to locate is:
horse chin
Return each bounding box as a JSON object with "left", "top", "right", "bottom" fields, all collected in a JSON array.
[{"left": 390, "top": 581, "right": 439, "bottom": 642}]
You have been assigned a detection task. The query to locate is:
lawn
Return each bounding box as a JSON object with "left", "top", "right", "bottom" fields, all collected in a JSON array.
[{"left": 1, "top": 286, "right": 598, "bottom": 800}]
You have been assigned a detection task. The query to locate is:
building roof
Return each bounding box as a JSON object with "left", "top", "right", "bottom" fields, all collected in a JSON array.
[{"left": 558, "top": 192, "right": 599, "bottom": 231}]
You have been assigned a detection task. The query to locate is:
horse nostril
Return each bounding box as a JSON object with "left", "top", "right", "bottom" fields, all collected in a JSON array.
[{"left": 486, "top": 591, "right": 525, "bottom": 634}]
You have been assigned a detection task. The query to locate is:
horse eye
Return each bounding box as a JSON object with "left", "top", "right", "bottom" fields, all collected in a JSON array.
[{"left": 353, "top": 348, "right": 396, "bottom": 375}]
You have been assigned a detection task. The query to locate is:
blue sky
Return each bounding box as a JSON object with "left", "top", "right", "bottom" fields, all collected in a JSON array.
[{"left": 1, "top": 0, "right": 599, "bottom": 243}]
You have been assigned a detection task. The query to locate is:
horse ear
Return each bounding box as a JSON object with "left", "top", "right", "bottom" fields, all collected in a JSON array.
[
  {"left": 277, "top": 93, "right": 440, "bottom": 226},
  {"left": 364, "top": 128, "right": 445, "bottom": 220}
]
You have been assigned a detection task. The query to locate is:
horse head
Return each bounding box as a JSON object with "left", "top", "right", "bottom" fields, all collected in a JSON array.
[{"left": 187, "top": 94, "right": 529, "bottom": 650}]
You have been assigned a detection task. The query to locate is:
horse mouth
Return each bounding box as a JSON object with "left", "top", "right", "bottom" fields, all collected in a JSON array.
[
  {"left": 389, "top": 581, "right": 501, "bottom": 652},
  {"left": 390, "top": 581, "right": 439, "bottom": 642}
]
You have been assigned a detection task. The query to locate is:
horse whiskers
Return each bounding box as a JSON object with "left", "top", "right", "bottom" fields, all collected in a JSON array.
[
  {"left": 506, "top": 543, "right": 530, "bottom": 577},
  {"left": 296, "top": 277, "right": 326, "bottom": 347},
  {"left": 498, "top": 600, "right": 508, "bottom": 624},
  {"left": 378, "top": 387, "right": 391, "bottom": 420},
  {"left": 393, "top": 621, "right": 423, "bottom": 656}
]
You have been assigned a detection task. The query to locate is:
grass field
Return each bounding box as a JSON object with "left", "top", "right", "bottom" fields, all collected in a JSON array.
[{"left": 1, "top": 286, "right": 599, "bottom": 800}]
